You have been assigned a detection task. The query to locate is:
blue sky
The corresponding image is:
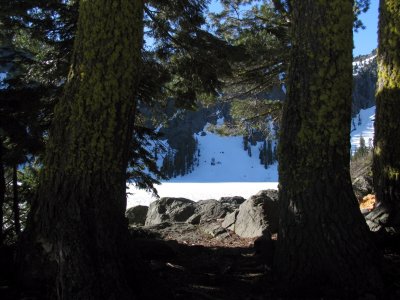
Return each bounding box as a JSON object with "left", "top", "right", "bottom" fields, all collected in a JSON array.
[
  {"left": 208, "top": 0, "right": 379, "bottom": 57},
  {"left": 353, "top": 0, "right": 378, "bottom": 56}
]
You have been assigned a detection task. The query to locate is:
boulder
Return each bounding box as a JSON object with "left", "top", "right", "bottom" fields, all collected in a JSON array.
[
  {"left": 219, "top": 196, "right": 246, "bottom": 206},
  {"left": 350, "top": 153, "right": 373, "bottom": 199},
  {"left": 352, "top": 175, "right": 373, "bottom": 200},
  {"left": 201, "top": 222, "right": 228, "bottom": 238},
  {"left": 187, "top": 199, "right": 233, "bottom": 225},
  {"left": 234, "top": 190, "right": 279, "bottom": 238},
  {"left": 126, "top": 205, "right": 148, "bottom": 226},
  {"left": 145, "top": 197, "right": 197, "bottom": 226},
  {"left": 363, "top": 203, "right": 400, "bottom": 243},
  {"left": 221, "top": 209, "right": 239, "bottom": 231},
  {"left": 364, "top": 203, "right": 390, "bottom": 231}
]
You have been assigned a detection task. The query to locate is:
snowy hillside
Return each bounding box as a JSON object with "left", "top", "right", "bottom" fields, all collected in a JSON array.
[
  {"left": 350, "top": 106, "right": 375, "bottom": 154},
  {"left": 169, "top": 132, "right": 278, "bottom": 183},
  {"left": 127, "top": 106, "right": 376, "bottom": 207},
  {"left": 353, "top": 53, "right": 377, "bottom": 76},
  {"left": 127, "top": 123, "right": 278, "bottom": 207}
]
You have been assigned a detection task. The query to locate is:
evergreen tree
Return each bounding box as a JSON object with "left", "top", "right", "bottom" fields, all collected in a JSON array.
[
  {"left": 21, "top": 1, "right": 147, "bottom": 299},
  {"left": 243, "top": 135, "right": 249, "bottom": 151},
  {"left": 0, "top": 85, "right": 49, "bottom": 246},
  {"left": 352, "top": 135, "right": 369, "bottom": 160},
  {"left": 267, "top": 139, "right": 273, "bottom": 166},
  {"left": 275, "top": 0, "right": 382, "bottom": 295},
  {"left": 259, "top": 140, "right": 267, "bottom": 166},
  {"left": 373, "top": 0, "right": 400, "bottom": 223}
]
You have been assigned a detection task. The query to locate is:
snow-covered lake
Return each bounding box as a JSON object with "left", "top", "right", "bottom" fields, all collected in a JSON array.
[{"left": 127, "top": 182, "right": 279, "bottom": 208}]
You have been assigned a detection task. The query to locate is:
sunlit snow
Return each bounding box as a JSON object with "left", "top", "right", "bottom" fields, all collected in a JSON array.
[
  {"left": 350, "top": 106, "right": 375, "bottom": 154},
  {"left": 127, "top": 106, "right": 376, "bottom": 208},
  {"left": 127, "top": 128, "right": 279, "bottom": 207}
]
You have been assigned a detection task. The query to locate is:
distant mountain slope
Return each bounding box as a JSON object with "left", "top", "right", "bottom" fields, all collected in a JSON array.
[
  {"left": 351, "top": 106, "right": 375, "bottom": 154},
  {"left": 168, "top": 130, "right": 278, "bottom": 183},
  {"left": 157, "top": 50, "right": 377, "bottom": 182},
  {"left": 352, "top": 50, "right": 377, "bottom": 115}
]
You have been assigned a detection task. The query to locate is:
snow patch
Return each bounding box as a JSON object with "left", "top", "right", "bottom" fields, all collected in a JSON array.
[
  {"left": 169, "top": 132, "right": 278, "bottom": 183},
  {"left": 350, "top": 106, "right": 375, "bottom": 154}
]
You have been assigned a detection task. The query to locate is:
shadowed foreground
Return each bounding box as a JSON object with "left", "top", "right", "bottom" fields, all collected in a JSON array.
[{"left": 2, "top": 223, "right": 400, "bottom": 299}]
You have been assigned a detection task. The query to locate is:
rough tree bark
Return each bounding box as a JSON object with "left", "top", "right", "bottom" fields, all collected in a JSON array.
[
  {"left": 21, "top": 1, "right": 145, "bottom": 299},
  {"left": 275, "top": 0, "right": 382, "bottom": 296},
  {"left": 373, "top": 0, "right": 400, "bottom": 222},
  {"left": 12, "top": 164, "right": 21, "bottom": 238}
]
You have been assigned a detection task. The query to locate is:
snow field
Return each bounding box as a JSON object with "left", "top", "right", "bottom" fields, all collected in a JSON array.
[
  {"left": 127, "top": 106, "right": 376, "bottom": 208},
  {"left": 350, "top": 106, "right": 375, "bottom": 154}
]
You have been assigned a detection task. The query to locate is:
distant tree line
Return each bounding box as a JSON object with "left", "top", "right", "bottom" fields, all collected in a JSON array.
[{"left": 161, "top": 136, "right": 199, "bottom": 178}]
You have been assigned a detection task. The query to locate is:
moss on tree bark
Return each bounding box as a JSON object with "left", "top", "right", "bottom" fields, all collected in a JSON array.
[
  {"left": 373, "top": 0, "right": 400, "bottom": 221},
  {"left": 275, "top": 0, "right": 382, "bottom": 296},
  {"left": 21, "top": 1, "right": 145, "bottom": 299}
]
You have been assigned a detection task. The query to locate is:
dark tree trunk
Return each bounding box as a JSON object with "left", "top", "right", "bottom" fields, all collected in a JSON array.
[
  {"left": 275, "top": 0, "right": 382, "bottom": 296},
  {"left": 20, "top": 1, "right": 146, "bottom": 299},
  {"left": 0, "top": 143, "right": 5, "bottom": 246},
  {"left": 12, "top": 164, "right": 21, "bottom": 238},
  {"left": 373, "top": 0, "right": 400, "bottom": 223}
]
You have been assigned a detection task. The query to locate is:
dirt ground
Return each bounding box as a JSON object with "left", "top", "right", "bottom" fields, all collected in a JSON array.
[
  {"left": 2, "top": 222, "right": 400, "bottom": 299},
  {"left": 131, "top": 222, "right": 400, "bottom": 300}
]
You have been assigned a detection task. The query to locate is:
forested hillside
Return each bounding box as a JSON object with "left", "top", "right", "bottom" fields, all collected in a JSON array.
[{"left": 158, "top": 50, "right": 377, "bottom": 179}]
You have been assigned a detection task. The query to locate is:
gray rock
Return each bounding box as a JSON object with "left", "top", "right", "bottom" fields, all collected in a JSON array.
[
  {"left": 219, "top": 196, "right": 246, "bottom": 206},
  {"left": 234, "top": 190, "right": 279, "bottom": 238},
  {"left": 201, "top": 222, "right": 228, "bottom": 237},
  {"left": 366, "top": 220, "right": 381, "bottom": 232},
  {"left": 365, "top": 204, "right": 390, "bottom": 225},
  {"left": 145, "top": 197, "right": 197, "bottom": 226},
  {"left": 187, "top": 199, "right": 234, "bottom": 225},
  {"left": 350, "top": 152, "right": 373, "bottom": 199},
  {"left": 221, "top": 210, "right": 239, "bottom": 231},
  {"left": 126, "top": 205, "right": 148, "bottom": 226},
  {"left": 352, "top": 175, "right": 373, "bottom": 200},
  {"left": 187, "top": 214, "right": 202, "bottom": 225}
]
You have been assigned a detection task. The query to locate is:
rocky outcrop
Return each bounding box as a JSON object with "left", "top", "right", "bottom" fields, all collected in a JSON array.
[
  {"left": 222, "top": 210, "right": 239, "bottom": 231},
  {"left": 363, "top": 202, "right": 400, "bottom": 234},
  {"left": 352, "top": 51, "right": 377, "bottom": 115},
  {"left": 350, "top": 152, "right": 373, "bottom": 200},
  {"left": 145, "top": 197, "right": 197, "bottom": 226},
  {"left": 126, "top": 205, "right": 148, "bottom": 226},
  {"left": 353, "top": 175, "right": 373, "bottom": 200},
  {"left": 131, "top": 190, "right": 280, "bottom": 241},
  {"left": 219, "top": 196, "right": 246, "bottom": 206},
  {"left": 187, "top": 199, "right": 238, "bottom": 225},
  {"left": 224, "top": 190, "right": 279, "bottom": 238}
]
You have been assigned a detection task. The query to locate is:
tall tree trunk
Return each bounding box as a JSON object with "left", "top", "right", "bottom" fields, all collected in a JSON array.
[
  {"left": 0, "top": 143, "right": 5, "bottom": 246},
  {"left": 21, "top": 1, "right": 145, "bottom": 299},
  {"left": 275, "top": 0, "right": 382, "bottom": 296},
  {"left": 12, "top": 164, "right": 21, "bottom": 238},
  {"left": 373, "top": 0, "right": 400, "bottom": 223}
]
